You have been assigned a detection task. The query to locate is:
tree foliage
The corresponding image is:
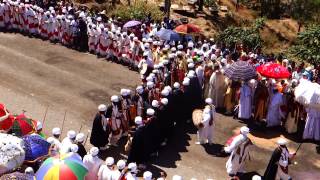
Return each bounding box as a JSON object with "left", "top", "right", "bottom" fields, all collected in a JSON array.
[
  {"left": 289, "top": 0, "right": 320, "bottom": 30},
  {"left": 215, "top": 18, "right": 265, "bottom": 50},
  {"left": 290, "top": 25, "right": 320, "bottom": 64},
  {"left": 111, "top": 0, "right": 163, "bottom": 22}
]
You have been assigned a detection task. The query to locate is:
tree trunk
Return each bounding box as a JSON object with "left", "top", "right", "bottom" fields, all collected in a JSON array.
[
  {"left": 165, "top": 0, "right": 171, "bottom": 18},
  {"left": 198, "top": 0, "right": 204, "bottom": 11}
]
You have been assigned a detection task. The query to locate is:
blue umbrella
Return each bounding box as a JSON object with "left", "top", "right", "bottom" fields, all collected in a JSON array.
[
  {"left": 156, "top": 29, "right": 181, "bottom": 41},
  {"left": 22, "top": 134, "right": 51, "bottom": 162}
]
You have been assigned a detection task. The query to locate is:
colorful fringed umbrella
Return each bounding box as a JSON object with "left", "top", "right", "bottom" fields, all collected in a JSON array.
[
  {"left": 0, "top": 104, "right": 14, "bottom": 131},
  {"left": 36, "top": 154, "right": 88, "bottom": 180},
  {"left": 11, "top": 114, "right": 36, "bottom": 137},
  {"left": 22, "top": 135, "right": 51, "bottom": 162},
  {"left": 175, "top": 24, "right": 201, "bottom": 34},
  {"left": 0, "top": 172, "right": 34, "bottom": 180}
]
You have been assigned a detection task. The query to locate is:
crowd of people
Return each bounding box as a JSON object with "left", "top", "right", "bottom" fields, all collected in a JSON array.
[{"left": 1, "top": 0, "right": 320, "bottom": 179}]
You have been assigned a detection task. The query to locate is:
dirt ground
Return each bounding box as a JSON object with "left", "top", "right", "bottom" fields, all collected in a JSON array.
[{"left": 0, "top": 32, "right": 319, "bottom": 179}]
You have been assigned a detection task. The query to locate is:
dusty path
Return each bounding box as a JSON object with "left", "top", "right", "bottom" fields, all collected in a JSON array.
[{"left": 0, "top": 32, "right": 319, "bottom": 179}]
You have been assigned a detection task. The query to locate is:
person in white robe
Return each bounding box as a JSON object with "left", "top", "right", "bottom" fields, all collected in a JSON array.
[
  {"left": 238, "top": 81, "right": 253, "bottom": 120},
  {"left": 83, "top": 147, "right": 103, "bottom": 180},
  {"left": 208, "top": 69, "right": 228, "bottom": 109},
  {"left": 98, "top": 157, "right": 115, "bottom": 180},
  {"left": 195, "top": 63, "right": 205, "bottom": 89},
  {"left": 60, "top": 130, "right": 76, "bottom": 153},
  {"left": 196, "top": 98, "right": 215, "bottom": 145},
  {"left": 224, "top": 126, "right": 253, "bottom": 177},
  {"left": 266, "top": 88, "right": 285, "bottom": 127},
  {"left": 303, "top": 107, "right": 320, "bottom": 141}
]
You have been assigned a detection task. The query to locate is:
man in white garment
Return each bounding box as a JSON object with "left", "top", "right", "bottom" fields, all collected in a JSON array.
[
  {"left": 48, "top": 127, "right": 62, "bottom": 151},
  {"left": 69, "top": 144, "right": 82, "bottom": 160},
  {"left": 83, "top": 147, "right": 103, "bottom": 180},
  {"left": 238, "top": 81, "right": 253, "bottom": 120},
  {"left": 61, "top": 130, "right": 76, "bottom": 153},
  {"left": 275, "top": 138, "right": 295, "bottom": 180},
  {"left": 143, "top": 171, "right": 153, "bottom": 180},
  {"left": 196, "top": 98, "right": 215, "bottom": 145},
  {"left": 124, "top": 162, "right": 138, "bottom": 180},
  {"left": 224, "top": 126, "right": 253, "bottom": 178},
  {"left": 112, "top": 159, "right": 126, "bottom": 180},
  {"left": 98, "top": 157, "right": 115, "bottom": 180},
  {"left": 266, "top": 88, "right": 285, "bottom": 127},
  {"left": 208, "top": 67, "right": 228, "bottom": 109}
]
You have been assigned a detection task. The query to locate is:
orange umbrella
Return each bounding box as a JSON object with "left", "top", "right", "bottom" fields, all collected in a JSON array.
[{"left": 175, "top": 24, "right": 201, "bottom": 34}]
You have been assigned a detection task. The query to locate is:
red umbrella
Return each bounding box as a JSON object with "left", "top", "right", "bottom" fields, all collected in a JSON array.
[
  {"left": 256, "top": 63, "right": 291, "bottom": 79},
  {"left": 175, "top": 24, "right": 201, "bottom": 34}
]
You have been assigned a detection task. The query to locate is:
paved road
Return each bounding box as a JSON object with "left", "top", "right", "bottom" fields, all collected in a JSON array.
[{"left": 0, "top": 32, "right": 319, "bottom": 179}]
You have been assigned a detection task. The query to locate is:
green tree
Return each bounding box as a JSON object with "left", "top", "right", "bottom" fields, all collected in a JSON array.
[
  {"left": 289, "top": 0, "right": 320, "bottom": 32},
  {"left": 216, "top": 18, "right": 265, "bottom": 50},
  {"left": 290, "top": 25, "right": 320, "bottom": 65}
]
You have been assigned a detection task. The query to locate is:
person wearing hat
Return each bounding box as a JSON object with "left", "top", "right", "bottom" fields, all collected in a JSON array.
[
  {"left": 48, "top": 127, "right": 62, "bottom": 149},
  {"left": 133, "top": 86, "right": 147, "bottom": 118},
  {"left": 143, "top": 171, "right": 152, "bottom": 180},
  {"left": 75, "top": 133, "right": 87, "bottom": 159},
  {"left": 128, "top": 116, "right": 147, "bottom": 169},
  {"left": 77, "top": 11, "right": 88, "bottom": 52},
  {"left": 264, "top": 138, "right": 295, "bottom": 180},
  {"left": 24, "top": 167, "right": 35, "bottom": 178},
  {"left": 98, "top": 156, "right": 115, "bottom": 180},
  {"left": 224, "top": 126, "right": 253, "bottom": 178},
  {"left": 83, "top": 147, "right": 104, "bottom": 180},
  {"left": 125, "top": 162, "right": 138, "bottom": 180},
  {"left": 90, "top": 104, "right": 110, "bottom": 151},
  {"left": 61, "top": 130, "right": 76, "bottom": 153},
  {"left": 112, "top": 159, "right": 127, "bottom": 179},
  {"left": 105, "top": 95, "right": 125, "bottom": 146},
  {"left": 121, "top": 89, "right": 135, "bottom": 126},
  {"left": 33, "top": 121, "right": 46, "bottom": 139},
  {"left": 266, "top": 87, "right": 285, "bottom": 127}
]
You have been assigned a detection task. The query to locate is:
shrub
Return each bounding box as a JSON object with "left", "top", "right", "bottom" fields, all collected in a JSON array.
[{"left": 110, "top": 0, "right": 164, "bottom": 22}]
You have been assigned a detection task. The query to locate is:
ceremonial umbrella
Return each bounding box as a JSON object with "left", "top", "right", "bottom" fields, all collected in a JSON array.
[
  {"left": 256, "top": 63, "right": 291, "bottom": 79},
  {"left": 295, "top": 79, "right": 320, "bottom": 110},
  {"left": 224, "top": 60, "right": 257, "bottom": 81},
  {"left": 0, "top": 104, "right": 14, "bottom": 131},
  {"left": 36, "top": 153, "right": 88, "bottom": 180},
  {"left": 155, "top": 29, "right": 181, "bottom": 41},
  {"left": 175, "top": 23, "right": 201, "bottom": 34},
  {"left": 123, "top": 20, "right": 141, "bottom": 28},
  {"left": 0, "top": 133, "right": 25, "bottom": 175},
  {"left": 11, "top": 114, "right": 36, "bottom": 137},
  {"left": 22, "top": 135, "right": 51, "bottom": 163},
  {"left": 0, "top": 172, "right": 34, "bottom": 180}
]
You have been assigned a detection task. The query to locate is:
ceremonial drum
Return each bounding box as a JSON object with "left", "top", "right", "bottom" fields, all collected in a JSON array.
[{"left": 192, "top": 109, "right": 204, "bottom": 129}]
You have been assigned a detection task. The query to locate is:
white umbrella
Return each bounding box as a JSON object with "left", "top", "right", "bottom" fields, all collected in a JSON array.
[
  {"left": 0, "top": 133, "right": 25, "bottom": 175},
  {"left": 295, "top": 79, "right": 320, "bottom": 110}
]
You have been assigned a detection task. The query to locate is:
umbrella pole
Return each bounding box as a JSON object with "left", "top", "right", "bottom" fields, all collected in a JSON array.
[
  {"left": 42, "top": 106, "right": 49, "bottom": 129},
  {"left": 295, "top": 143, "right": 303, "bottom": 154},
  {"left": 60, "top": 110, "right": 67, "bottom": 140}
]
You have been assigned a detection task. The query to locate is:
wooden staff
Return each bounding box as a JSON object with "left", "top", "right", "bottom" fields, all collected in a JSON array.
[
  {"left": 60, "top": 110, "right": 67, "bottom": 140},
  {"left": 42, "top": 106, "right": 49, "bottom": 128},
  {"left": 78, "top": 124, "right": 83, "bottom": 133},
  {"left": 295, "top": 143, "right": 303, "bottom": 154},
  {"left": 84, "top": 130, "right": 90, "bottom": 146}
]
